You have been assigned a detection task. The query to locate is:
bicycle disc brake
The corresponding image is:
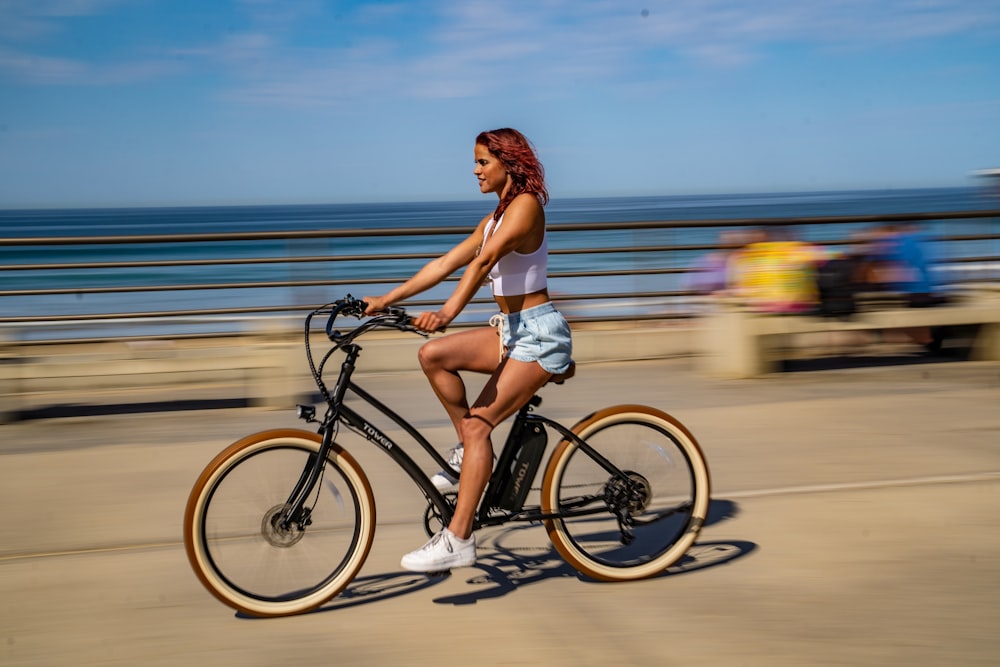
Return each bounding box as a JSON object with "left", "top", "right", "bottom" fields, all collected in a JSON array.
[{"left": 261, "top": 504, "right": 309, "bottom": 548}]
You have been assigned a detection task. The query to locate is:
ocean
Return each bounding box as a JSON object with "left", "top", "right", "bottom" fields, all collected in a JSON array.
[{"left": 2, "top": 186, "right": 998, "bottom": 340}]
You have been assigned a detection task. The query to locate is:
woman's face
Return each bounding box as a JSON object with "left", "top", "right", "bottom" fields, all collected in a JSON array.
[{"left": 473, "top": 143, "right": 510, "bottom": 197}]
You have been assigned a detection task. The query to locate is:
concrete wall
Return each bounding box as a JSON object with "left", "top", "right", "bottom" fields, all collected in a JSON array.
[{"left": 0, "top": 321, "right": 699, "bottom": 422}]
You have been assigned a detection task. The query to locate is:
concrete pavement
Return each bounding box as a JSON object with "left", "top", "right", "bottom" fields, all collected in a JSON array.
[{"left": 2, "top": 356, "right": 999, "bottom": 666}]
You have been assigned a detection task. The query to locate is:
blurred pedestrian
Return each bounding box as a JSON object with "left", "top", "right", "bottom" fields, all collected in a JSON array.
[
  {"left": 687, "top": 230, "right": 746, "bottom": 295},
  {"left": 728, "top": 226, "right": 827, "bottom": 314},
  {"left": 869, "top": 222, "right": 948, "bottom": 351}
]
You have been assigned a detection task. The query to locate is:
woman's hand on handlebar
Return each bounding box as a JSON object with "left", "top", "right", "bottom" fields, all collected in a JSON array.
[
  {"left": 362, "top": 296, "right": 388, "bottom": 316},
  {"left": 358, "top": 296, "right": 448, "bottom": 333},
  {"left": 411, "top": 310, "right": 452, "bottom": 334}
]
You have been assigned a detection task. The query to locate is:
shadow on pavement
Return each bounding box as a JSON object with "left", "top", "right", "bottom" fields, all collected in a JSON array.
[
  {"left": 429, "top": 499, "right": 752, "bottom": 605},
  {"left": 778, "top": 339, "right": 972, "bottom": 373},
  {"left": 236, "top": 571, "right": 450, "bottom": 619},
  {"left": 304, "top": 499, "right": 757, "bottom": 612},
  {"left": 242, "top": 498, "right": 753, "bottom": 616},
  {"left": 17, "top": 396, "right": 252, "bottom": 421}
]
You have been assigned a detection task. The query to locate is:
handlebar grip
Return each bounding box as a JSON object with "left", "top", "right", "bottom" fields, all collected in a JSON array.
[{"left": 325, "top": 298, "right": 367, "bottom": 339}]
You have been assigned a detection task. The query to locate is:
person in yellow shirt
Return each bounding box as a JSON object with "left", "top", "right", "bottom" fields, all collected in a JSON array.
[{"left": 728, "top": 226, "right": 827, "bottom": 313}]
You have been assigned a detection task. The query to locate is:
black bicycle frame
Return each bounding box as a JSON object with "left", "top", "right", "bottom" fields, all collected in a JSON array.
[
  {"left": 333, "top": 386, "right": 634, "bottom": 533},
  {"left": 279, "top": 300, "right": 653, "bottom": 536},
  {"left": 474, "top": 406, "right": 636, "bottom": 528},
  {"left": 281, "top": 386, "right": 635, "bottom": 535},
  {"left": 337, "top": 383, "right": 456, "bottom": 524}
]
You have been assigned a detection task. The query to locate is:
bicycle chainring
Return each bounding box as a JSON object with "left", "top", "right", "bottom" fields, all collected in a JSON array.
[{"left": 422, "top": 496, "right": 453, "bottom": 537}]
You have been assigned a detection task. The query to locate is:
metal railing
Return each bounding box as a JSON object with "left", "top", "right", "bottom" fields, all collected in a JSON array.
[{"left": 2, "top": 209, "right": 999, "bottom": 343}]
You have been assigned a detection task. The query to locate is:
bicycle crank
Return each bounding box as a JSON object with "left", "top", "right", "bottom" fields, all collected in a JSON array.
[{"left": 422, "top": 497, "right": 452, "bottom": 538}]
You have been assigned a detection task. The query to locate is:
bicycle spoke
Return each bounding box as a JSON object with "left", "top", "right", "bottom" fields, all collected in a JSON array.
[
  {"left": 542, "top": 407, "right": 710, "bottom": 581},
  {"left": 185, "top": 431, "right": 375, "bottom": 617}
]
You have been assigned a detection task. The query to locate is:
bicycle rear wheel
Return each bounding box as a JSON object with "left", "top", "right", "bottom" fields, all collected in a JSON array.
[
  {"left": 541, "top": 405, "right": 710, "bottom": 581},
  {"left": 183, "top": 429, "right": 375, "bottom": 617}
]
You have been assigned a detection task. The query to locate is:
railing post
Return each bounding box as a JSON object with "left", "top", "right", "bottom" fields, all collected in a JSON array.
[
  {"left": 248, "top": 318, "right": 301, "bottom": 409},
  {"left": 967, "top": 285, "right": 1000, "bottom": 361},
  {"left": 699, "top": 298, "right": 769, "bottom": 378},
  {"left": 0, "top": 332, "right": 23, "bottom": 423}
]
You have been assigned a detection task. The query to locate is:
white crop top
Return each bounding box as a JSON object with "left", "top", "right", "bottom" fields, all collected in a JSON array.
[{"left": 483, "top": 214, "right": 548, "bottom": 297}]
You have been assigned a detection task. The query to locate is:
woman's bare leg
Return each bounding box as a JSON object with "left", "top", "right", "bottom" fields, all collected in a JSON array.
[
  {"left": 417, "top": 326, "right": 503, "bottom": 439},
  {"left": 448, "top": 357, "right": 553, "bottom": 539}
]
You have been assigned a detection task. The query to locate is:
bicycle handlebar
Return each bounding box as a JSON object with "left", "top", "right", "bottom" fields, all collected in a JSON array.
[
  {"left": 299, "top": 295, "right": 425, "bottom": 408},
  {"left": 322, "top": 295, "right": 423, "bottom": 343}
]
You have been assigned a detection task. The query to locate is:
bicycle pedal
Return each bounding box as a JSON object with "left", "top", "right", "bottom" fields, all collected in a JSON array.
[{"left": 424, "top": 570, "right": 452, "bottom": 578}]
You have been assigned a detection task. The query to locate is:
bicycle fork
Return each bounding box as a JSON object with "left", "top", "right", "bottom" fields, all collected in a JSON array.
[
  {"left": 275, "top": 342, "right": 359, "bottom": 532},
  {"left": 275, "top": 425, "right": 337, "bottom": 531}
]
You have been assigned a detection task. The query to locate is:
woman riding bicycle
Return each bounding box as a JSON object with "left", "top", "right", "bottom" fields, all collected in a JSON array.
[{"left": 363, "top": 127, "right": 573, "bottom": 572}]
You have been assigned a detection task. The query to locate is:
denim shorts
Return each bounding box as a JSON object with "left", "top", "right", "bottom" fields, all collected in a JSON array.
[{"left": 497, "top": 302, "right": 573, "bottom": 374}]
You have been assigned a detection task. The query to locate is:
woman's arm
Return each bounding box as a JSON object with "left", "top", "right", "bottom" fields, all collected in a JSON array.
[
  {"left": 363, "top": 215, "right": 490, "bottom": 315},
  {"left": 417, "top": 194, "right": 543, "bottom": 331}
]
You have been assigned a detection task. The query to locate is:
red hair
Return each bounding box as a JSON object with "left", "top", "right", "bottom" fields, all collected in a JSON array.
[{"left": 475, "top": 128, "right": 548, "bottom": 219}]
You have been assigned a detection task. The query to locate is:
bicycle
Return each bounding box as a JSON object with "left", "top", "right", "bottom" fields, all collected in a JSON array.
[{"left": 183, "top": 295, "right": 711, "bottom": 617}]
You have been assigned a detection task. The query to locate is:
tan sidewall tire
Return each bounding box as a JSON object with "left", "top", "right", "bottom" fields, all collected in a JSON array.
[
  {"left": 183, "top": 429, "right": 376, "bottom": 617},
  {"left": 541, "top": 405, "right": 710, "bottom": 581}
]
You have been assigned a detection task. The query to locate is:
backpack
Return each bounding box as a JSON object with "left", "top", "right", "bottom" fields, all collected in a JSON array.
[{"left": 815, "top": 257, "right": 860, "bottom": 318}]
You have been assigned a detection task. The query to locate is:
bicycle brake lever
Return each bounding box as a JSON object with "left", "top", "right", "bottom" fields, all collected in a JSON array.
[
  {"left": 347, "top": 297, "right": 369, "bottom": 318},
  {"left": 394, "top": 314, "right": 430, "bottom": 338}
]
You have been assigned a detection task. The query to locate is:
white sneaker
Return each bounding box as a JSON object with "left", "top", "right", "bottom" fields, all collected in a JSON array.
[
  {"left": 430, "top": 445, "right": 464, "bottom": 493},
  {"left": 400, "top": 528, "right": 476, "bottom": 572},
  {"left": 430, "top": 444, "right": 497, "bottom": 494}
]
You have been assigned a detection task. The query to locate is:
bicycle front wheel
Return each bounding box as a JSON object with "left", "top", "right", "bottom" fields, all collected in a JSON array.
[
  {"left": 541, "top": 405, "right": 710, "bottom": 581},
  {"left": 183, "top": 429, "right": 376, "bottom": 617}
]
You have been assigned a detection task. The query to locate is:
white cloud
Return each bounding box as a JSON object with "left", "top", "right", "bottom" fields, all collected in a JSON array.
[
  {"left": 0, "top": 0, "right": 131, "bottom": 39},
  {"left": 0, "top": 0, "right": 177, "bottom": 84},
  {"left": 171, "top": 32, "right": 276, "bottom": 65},
  {"left": 0, "top": 47, "right": 182, "bottom": 85},
  {"left": 0, "top": 49, "right": 83, "bottom": 82},
  {"left": 2, "top": 0, "right": 997, "bottom": 99}
]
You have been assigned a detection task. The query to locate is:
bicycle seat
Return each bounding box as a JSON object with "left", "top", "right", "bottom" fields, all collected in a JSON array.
[{"left": 548, "top": 361, "right": 576, "bottom": 385}]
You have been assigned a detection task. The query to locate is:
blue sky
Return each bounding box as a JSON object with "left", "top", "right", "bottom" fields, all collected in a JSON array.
[{"left": 1, "top": 0, "right": 998, "bottom": 208}]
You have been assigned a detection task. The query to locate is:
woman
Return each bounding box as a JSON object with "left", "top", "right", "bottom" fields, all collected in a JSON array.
[{"left": 363, "top": 128, "right": 574, "bottom": 572}]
